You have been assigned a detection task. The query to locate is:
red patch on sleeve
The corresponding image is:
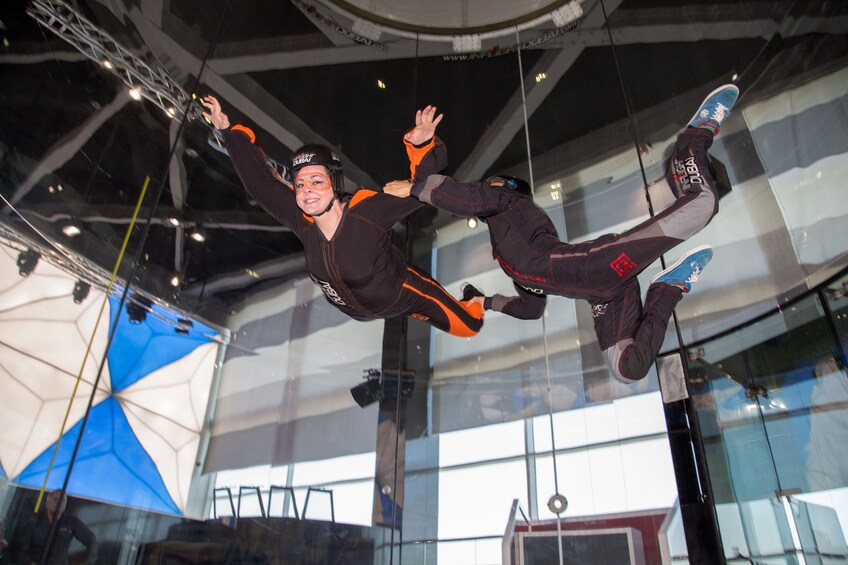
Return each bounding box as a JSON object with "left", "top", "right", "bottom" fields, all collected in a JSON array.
[{"left": 610, "top": 253, "right": 638, "bottom": 277}]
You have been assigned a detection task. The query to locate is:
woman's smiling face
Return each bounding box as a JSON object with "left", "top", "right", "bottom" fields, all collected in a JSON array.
[{"left": 294, "top": 165, "right": 334, "bottom": 215}]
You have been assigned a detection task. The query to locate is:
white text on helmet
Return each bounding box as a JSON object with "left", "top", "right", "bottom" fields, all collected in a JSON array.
[{"left": 292, "top": 153, "right": 316, "bottom": 167}]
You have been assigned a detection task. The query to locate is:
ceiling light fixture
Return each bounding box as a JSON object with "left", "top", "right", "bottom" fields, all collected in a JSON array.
[
  {"left": 72, "top": 280, "right": 91, "bottom": 304},
  {"left": 467, "top": 217, "right": 478, "bottom": 229},
  {"left": 551, "top": 1, "right": 583, "bottom": 27},
  {"left": 62, "top": 220, "right": 82, "bottom": 237},
  {"left": 128, "top": 86, "right": 142, "bottom": 101},
  {"left": 452, "top": 34, "right": 481, "bottom": 53},
  {"left": 126, "top": 294, "right": 152, "bottom": 324},
  {"left": 189, "top": 226, "right": 206, "bottom": 242},
  {"left": 17, "top": 249, "right": 40, "bottom": 277},
  {"left": 175, "top": 318, "right": 194, "bottom": 335},
  {"left": 350, "top": 369, "right": 416, "bottom": 408},
  {"left": 351, "top": 17, "right": 382, "bottom": 41},
  {"left": 350, "top": 378, "right": 382, "bottom": 408}
]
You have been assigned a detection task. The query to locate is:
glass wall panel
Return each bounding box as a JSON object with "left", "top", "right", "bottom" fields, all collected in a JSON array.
[
  {"left": 2, "top": 0, "right": 229, "bottom": 561},
  {"left": 690, "top": 286, "right": 848, "bottom": 561}
]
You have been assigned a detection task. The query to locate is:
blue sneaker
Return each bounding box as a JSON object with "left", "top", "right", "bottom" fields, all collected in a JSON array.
[
  {"left": 651, "top": 245, "right": 713, "bottom": 293},
  {"left": 687, "top": 84, "right": 739, "bottom": 131}
]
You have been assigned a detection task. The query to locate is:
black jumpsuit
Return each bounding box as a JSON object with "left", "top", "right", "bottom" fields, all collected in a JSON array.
[
  {"left": 224, "top": 125, "right": 483, "bottom": 337},
  {"left": 410, "top": 127, "right": 719, "bottom": 381},
  {"left": 15, "top": 508, "right": 97, "bottom": 564}
]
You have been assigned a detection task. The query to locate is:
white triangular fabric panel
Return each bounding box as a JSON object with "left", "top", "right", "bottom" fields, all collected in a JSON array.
[
  {"left": 0, "top": 342, "right": 110, "bottom": 477},
  {"left": 118, "top": 343, "right": 217, "bottom": 511},
  {"left": 0, "top": 245, "right": 113, "bottom": 478},
  {"left": 0, "top": 262, "right": 112, "bottom": 390}
]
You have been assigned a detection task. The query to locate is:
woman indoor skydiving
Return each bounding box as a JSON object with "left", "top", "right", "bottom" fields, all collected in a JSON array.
[{"left": 201, "top": 96, "right": 484, "bottom": 337}]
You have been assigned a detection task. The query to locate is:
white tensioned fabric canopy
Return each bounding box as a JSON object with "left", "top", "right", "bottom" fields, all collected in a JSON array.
[{"left": 0, "top": 239, "right": 220, "bottom": 514}]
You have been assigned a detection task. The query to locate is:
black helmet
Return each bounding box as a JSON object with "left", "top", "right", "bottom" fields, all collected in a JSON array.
[
  {"left": 289, "top": 144, "right": 345, "bottom": 197},
  {"left": 486, "top": 175, "right": 532, "bottom": 198}
]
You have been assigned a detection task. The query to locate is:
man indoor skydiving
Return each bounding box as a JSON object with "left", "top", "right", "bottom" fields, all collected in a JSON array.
[
  {"left": 201, "top": 97, "right": 484, "bottom": 337},
  {"left": 384, "top": 85, "right": 739, "bottom": 383}
]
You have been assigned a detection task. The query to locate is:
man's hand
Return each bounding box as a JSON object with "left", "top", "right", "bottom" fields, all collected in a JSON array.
[
  {"left": 384, "top": 180, "right": 413, "bottom": 198},
  {"left": 200, "top": 95, "right": 231, "bottom": 130},
  {"left": 404, "top": 105, "right": 443, "bottom": 146}
]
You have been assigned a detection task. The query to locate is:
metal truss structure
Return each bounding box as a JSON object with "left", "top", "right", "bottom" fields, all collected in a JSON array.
[{"left": 26, "top": 0, "right": 206, "bottom": 126}]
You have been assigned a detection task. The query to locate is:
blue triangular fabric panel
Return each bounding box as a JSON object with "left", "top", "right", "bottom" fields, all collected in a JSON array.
[
  {"left": 107, "top": 296, "right": 215, "bottom": 392},
  {"left": 15, "top": 397, "right": 180, "bottom": 514}
]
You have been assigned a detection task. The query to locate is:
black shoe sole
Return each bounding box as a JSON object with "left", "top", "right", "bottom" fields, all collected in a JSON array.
[{"left": 462, "top": 283, "right": 484, "bottom": 301}]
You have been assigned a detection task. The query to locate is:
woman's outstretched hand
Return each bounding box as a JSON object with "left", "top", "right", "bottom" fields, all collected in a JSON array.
[
  {"left": 404, "top": 105, "right": 443, "bottom": 146},
  {"left": 200, "top": 95, "right": 231, "bottom": 130}
]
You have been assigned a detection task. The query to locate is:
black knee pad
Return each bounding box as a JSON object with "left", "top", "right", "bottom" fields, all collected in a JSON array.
[{"left": 617, "top": 340, "right": 654, "bottom": 383}]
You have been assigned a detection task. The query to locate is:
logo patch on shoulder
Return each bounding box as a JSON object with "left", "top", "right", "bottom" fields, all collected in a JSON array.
[{"left": 610, "top": 253, "right": 637, "bottom": 277}]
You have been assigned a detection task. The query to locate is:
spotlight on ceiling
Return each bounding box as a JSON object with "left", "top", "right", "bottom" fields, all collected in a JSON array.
[
  {"left": 62, "top": 220, "right": 82, "bottom": 237},
  {"left": 351, "top": 17, "right": 382, "bottom": 41},
  {"left": 467, "top": 217, "right": 478, "bottom": 229},
  {"left": 189, "top": 226, "right": 206, "bottom": 243},
  {"left": 128, "top": 86, "right": 142, "bottom": 101},
  {"left": 126, "top": 294, "right": 153, "bottom": 324},
  {"left": 16, "top": 249, "right": 40, "bottom": 277},
  {"left": 452, "top": 34, "right": 481, "bottom": 53},
  {"left": 175, "top": 318, "right": 194, "bottom": 335},
  {"left": 350, "top": 369, "right": 416, "bottom": 408},
  {"left": 551, "top": 0, "right": 583, "bottom": 27},
  {"left": 350, "top": 377, "right": 382, "bottom": 408},
  {"left": 170, "top": 275, "right": 180, "bottom": 287},
  {"left": 72, "top": 280, "right": 91, "bottom": 304}
]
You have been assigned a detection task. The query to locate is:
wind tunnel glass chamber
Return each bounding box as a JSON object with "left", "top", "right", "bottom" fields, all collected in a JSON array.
[{"left": 0, "top": 0, "right": 847, "bottom": 564}]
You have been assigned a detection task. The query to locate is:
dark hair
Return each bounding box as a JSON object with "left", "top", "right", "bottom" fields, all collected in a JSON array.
[{"left": 486, "top": 175, "right": 532, "bottom": 198}]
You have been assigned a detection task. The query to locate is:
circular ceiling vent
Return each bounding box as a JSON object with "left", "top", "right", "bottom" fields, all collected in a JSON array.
[{"left": 325, "top": 0, "right": 575, "bottom": 35}]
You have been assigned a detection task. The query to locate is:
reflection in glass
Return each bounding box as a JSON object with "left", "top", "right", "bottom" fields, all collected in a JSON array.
[{"left": 690, "top": 288, "right": 848, "bottom": 561}]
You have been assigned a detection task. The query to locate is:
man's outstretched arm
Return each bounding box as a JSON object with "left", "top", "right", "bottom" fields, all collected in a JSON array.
[
  {"left": 385, "top": 175, "right": 518, "bottom": 218},
  {"left": 485, "top": 282, "right": 547, "bottom": 320}
]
